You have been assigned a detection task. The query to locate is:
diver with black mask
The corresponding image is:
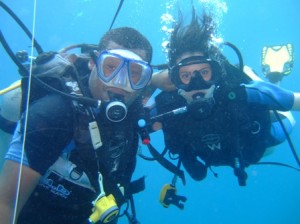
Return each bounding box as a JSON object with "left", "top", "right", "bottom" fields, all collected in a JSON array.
[
  {"left": 149, "top": 7, "right": 300, "bottom": 187},
  {"left": 169, "top": 54, "right": 223, "bottom": 119}
]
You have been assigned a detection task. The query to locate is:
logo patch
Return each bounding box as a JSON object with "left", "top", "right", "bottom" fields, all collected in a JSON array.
[{"left": 201, "top": 134, "right": 221, "bottom": 151}]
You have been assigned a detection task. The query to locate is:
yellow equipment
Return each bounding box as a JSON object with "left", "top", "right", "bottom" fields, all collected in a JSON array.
[
  {"left": 0, "top": 80, "right": 21, "bottom": 95},
  {"left": 261, "top": 44, "right": 293, "bottom": 82},
  {"left": 89, "top": 194, "right": 119, "bottom": 223},
  {"left": 89, "top": 173, "right": 119, "bottom": 223},
  {"left": 159, "top": 183, "right": 187, "bottom": 210}
]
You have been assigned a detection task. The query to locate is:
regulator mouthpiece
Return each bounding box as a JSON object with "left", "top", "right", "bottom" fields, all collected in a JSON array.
[{"left": 105, "top": 100, "right": 127, "bottom": 122}]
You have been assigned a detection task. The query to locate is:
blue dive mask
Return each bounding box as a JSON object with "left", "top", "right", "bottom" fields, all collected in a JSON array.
[{"left": 96, "top": 49, "right": 152, "bottom": 92}]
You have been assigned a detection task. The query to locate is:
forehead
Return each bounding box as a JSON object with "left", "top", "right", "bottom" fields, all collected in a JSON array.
[
  {"left": 177, "top": 52, "right": 205, "bottom": 63},
  {"left": 105, "top": 41, "right": 147, "bottom": 61},
  {"left": 179, "top": 63, "right": 211, "bottom": 72}
]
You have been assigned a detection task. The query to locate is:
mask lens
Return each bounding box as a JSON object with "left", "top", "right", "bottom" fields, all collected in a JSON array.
[
  {"left": 128, "top": 61, "right": 152, "bottom": 90},
  {"left": 97, "top": 53, "right": 124, "bottom": 82},
  {"left": 170, "top": 56, "right": 214, "bottom": 90},
  {"left": 178, "top": 67, "right": 193, "bottom": 85},
  {"left": 97, "top": 50, "right": 152, "bottom": 91}
]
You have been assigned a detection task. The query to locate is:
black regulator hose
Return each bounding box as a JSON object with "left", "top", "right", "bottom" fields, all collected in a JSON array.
[
  {"left": 0, "top": 1, "right": 43, "bottom": 76},
  {"left": 223, "top": 41, "right": 244, "bottom": 71},
  {"left": 108, "top": 0, "right": 125, "bottom": 31},
  {"left": 0, "top": 1, "right": 43, "bottom": 54}
]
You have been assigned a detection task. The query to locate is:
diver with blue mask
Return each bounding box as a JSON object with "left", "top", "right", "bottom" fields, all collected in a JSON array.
[
  {"left": 0, "top": 27, "right": 153, "bottom": 224},
  {"left": 93, "top": 49, "right": 152, "bottom": 122}
]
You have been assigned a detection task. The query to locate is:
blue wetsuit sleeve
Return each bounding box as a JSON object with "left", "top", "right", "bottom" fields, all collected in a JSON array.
[
  {"left": 4, "top": 121, "right": 29, "bottom": 166},
  {"left": 243, "top": 81, "right": 294, "bottom": 111},
  {"left": 11, "top": 94, "right": 74, "bottom": 175}
]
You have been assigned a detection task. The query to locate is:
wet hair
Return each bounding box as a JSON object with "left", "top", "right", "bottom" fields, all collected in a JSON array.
[
  {"left": 98, "top": 27, "right": 153, "bottom": 63},
  {"left": 168, "top": 8, "right": 220, "bottom": 67}
]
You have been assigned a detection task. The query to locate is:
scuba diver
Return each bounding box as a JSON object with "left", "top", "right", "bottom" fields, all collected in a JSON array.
[
  {"left": 0, "top": 27, "right": 152, "bottom": 224},
  {"left": 147, "top": 7, "right": 300, "bottom": 192}
]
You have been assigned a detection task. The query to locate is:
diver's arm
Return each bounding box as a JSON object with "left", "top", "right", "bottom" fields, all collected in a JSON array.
[
  {"left": 142, "top": 70, "right": 176, "bottom": 105},
  {"left": 151, "top": 69, "right": 176, "bottom": 91},
  {"left": 241, "top": 81, "right": 294, "bottom": 111},
  {"left": 292, "top": 92, "right": 300, "bottom": 110},
  {"left": 243, "top": 66, "right": 298, "bottom": 111},
  {"left": 0, "top": 160, "right": 41, "bottom": 224}
]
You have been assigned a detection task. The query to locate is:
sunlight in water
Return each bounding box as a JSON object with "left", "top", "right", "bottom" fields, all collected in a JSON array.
[{"left": 160, "top": 0, "right": 176, "bottom": 59}]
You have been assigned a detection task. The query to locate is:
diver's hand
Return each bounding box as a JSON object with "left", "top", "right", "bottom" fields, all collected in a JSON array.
[{"left": 32, "top": 52, "right": 76, "bottom": 78}]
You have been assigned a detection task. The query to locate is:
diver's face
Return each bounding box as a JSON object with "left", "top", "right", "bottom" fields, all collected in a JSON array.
[
  {"left": 175, "top": 52, "right": 215, "bottom": 102},
  {"left": 178, "top": 63, "right": 212, "bottom": 84},
  {"left": 89, "top": 41, "right": 148, "bottom": 106},
  {"left": 176, "top": 52, "right": 213, "bottom": 85}
]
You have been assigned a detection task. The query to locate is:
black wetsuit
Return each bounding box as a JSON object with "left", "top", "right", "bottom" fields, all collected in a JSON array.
[
  {"left": 155, "top": 87, "right": 271, "bottom": 181},
  {"left": 13, "top": 93, "right": 139, "bottom": 224}
]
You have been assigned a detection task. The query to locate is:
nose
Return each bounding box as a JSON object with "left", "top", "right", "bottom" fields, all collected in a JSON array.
[
  {"left": 192, "top": 70, "right": 201, "bottom": 78},
  {"left": 113, "top": 66, "right": 129, "bottom": 87}
]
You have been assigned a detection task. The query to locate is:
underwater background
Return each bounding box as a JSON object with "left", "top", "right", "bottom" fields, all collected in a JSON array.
[{"left": 1, "top": 0, "right": 300, "bottom": 223}]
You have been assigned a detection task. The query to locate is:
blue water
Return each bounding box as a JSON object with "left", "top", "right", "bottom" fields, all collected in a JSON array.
[{"left": 1, "top": 0, "right": 300, "bottom": 223}]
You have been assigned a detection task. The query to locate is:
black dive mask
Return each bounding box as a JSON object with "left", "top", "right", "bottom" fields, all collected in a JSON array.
[
  {"left": 170, "top": 56, "right": 220, "bottom": 91},
  {"left": 184, "top": 71, "right": 214, "bottom": 91}
]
